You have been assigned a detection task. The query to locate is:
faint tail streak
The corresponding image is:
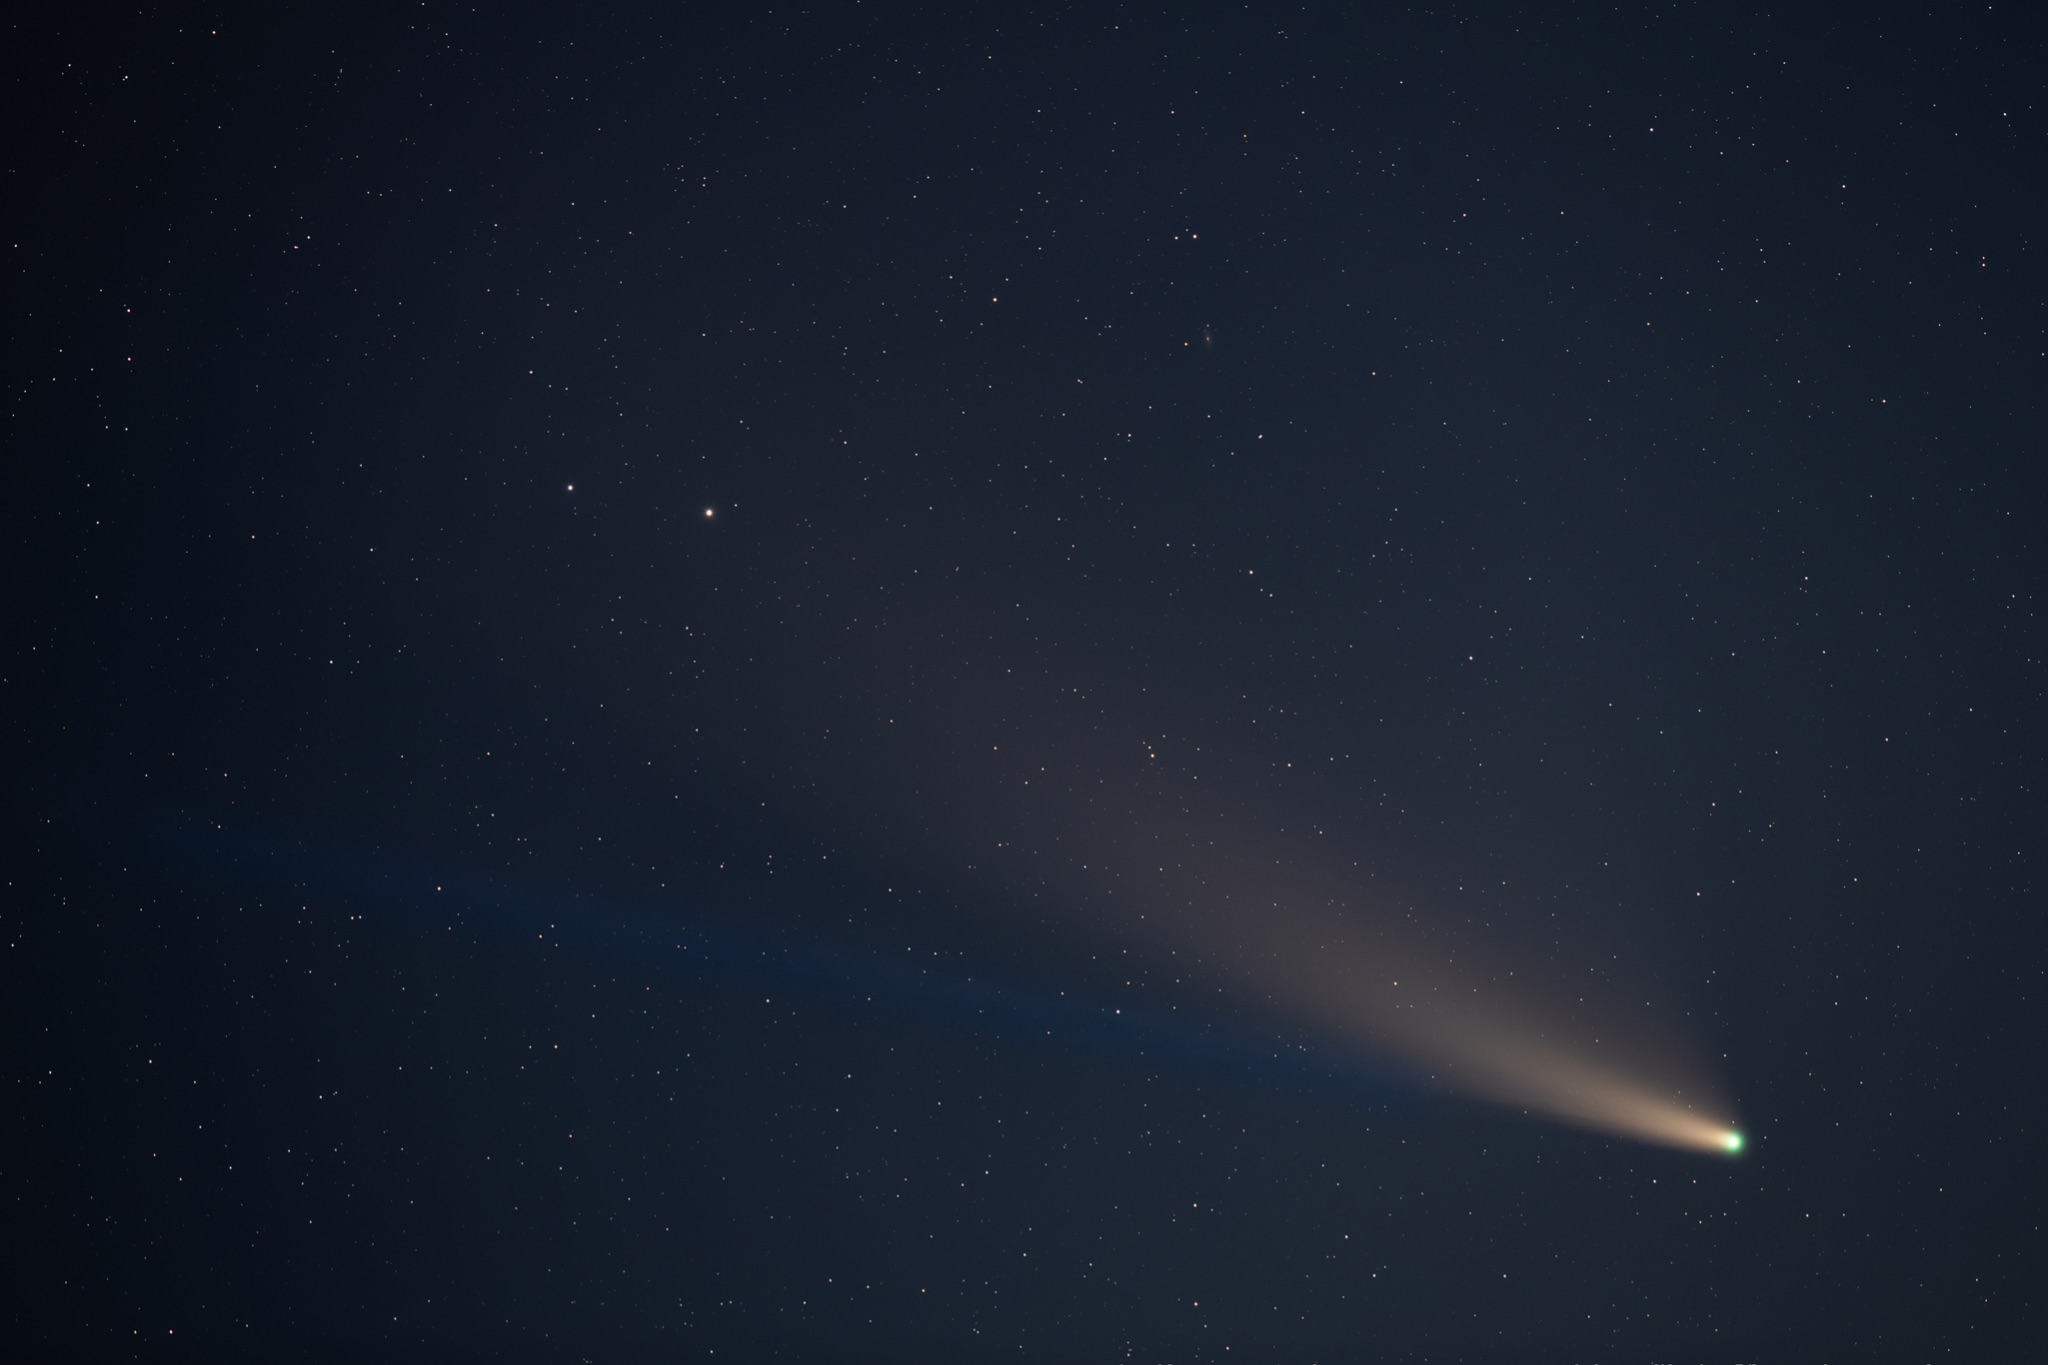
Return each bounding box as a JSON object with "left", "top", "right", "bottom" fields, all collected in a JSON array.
[
  {"left": 1371, "top": 1001, "right": 1741, "bottom": 1151},
  {"left": 1167, "top": 890, "right": 1742, "bottom": 1153}
]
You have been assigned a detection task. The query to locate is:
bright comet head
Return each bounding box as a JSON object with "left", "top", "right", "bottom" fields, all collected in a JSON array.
[{"left": 1723, "top": 1131, "right": 1745, "bottom": 1154}]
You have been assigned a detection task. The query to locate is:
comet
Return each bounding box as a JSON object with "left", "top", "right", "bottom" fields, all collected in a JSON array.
[{"left": 773, "top": 604, "right": 1749, "bottom": 1155}]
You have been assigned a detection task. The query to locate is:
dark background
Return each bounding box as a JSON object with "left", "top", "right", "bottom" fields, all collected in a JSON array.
[{"left": 7, "top": 2, "right": 2043, "bottom": 1359}]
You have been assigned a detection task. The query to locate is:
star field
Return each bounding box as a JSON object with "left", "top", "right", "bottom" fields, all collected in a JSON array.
[{"left": 8, "top": 2, "right": 2044, "bottom": 1359}]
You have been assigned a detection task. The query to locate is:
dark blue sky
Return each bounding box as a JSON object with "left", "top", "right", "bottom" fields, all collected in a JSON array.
[{"left": 9, "top": 2, "right": 2043, "bottom": 1359}]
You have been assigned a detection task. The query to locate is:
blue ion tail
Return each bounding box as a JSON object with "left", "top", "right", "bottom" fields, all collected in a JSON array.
[{"left": 143, "top": 814, "right": 1426, "bottom": 1107}]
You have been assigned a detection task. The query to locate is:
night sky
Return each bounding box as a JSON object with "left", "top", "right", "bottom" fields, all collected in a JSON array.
[{"left": 9, "top": 3, "right": 2045, "bottom": 1360}]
